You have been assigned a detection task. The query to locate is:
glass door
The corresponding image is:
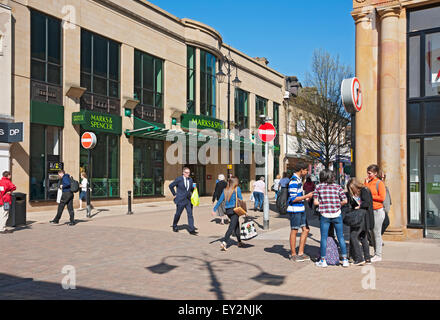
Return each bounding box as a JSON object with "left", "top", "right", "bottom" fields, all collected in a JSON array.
[{"left": 424, "top": 136, "right": 440, "bottom": 238}]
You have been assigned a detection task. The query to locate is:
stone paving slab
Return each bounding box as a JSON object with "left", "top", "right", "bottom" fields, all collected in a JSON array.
[{"left": 2, "top": 198, "right": 440, "bottom": 300}]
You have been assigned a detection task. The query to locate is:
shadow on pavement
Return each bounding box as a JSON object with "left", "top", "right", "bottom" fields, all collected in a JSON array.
[
  {"left": 250, "top": 293, "right": 316, "bottom": 300},
  {"left": 146, "top": 255, "right": 287, "bottom": 300},
  {"left": 0, "top": 273, "right": 154, "bottom": 300}
]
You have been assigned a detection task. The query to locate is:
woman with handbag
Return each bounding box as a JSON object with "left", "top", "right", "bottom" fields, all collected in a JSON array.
[
  {"left": 212, "top": 174, "right": 228, "bottom": 225},
  {"left": 212, "top": 176, "right": 246, "bottom": 251}
]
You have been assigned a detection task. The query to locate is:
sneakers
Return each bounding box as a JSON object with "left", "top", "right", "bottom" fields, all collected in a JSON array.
[
  {"left": 353, "top": 260, "right": 366, "bottom": 266},
  {"left": 342, "top": 258, "right": 349, "bottom": 268},
  {"left": 316, "top": 259, "right": 328, "bottom": 268},
  {"left": 49, "top": 220, "right": 59, "bottom": 224},
  {"left": 288, "top": 254, "right": 298, "bottom": 262},
  {"left": 365, "top": 259, "right": 372, "bottom": 265},
  {"left": 371, "top": 255, "right": 382, "bottom": 262},
  {"left": 220, "top": 241, "right": 227, "bottom": 251},
  {"left": 296, "top": 254, "right": 311, "bottom": 262}
]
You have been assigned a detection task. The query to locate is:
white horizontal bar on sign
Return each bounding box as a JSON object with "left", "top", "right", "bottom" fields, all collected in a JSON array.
[{"left": 258, "top": 130, "right": 276, "bottom": 135}]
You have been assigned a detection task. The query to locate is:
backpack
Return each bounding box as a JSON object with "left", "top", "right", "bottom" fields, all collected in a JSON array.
[
  {"left": 326, "top": 237, "right": 340, "bottom": 265},
  {"left": 276, "top": 187, "right": 288, "bottom": 214},
  {"left": 70, "top": 176, "right": 80, "bottom": 193}
]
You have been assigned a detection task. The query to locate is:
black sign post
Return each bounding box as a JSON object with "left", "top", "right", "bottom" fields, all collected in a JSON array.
[
  {"left": 87, "top": 149, "right": 92, "bottom": 218},
  {"left": 81, "top": 132, "right": 97, "bottom": 218}
]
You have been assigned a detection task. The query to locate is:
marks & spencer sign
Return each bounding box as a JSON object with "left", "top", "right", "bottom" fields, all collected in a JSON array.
[
  {"left": 72, "top": 110, "right": 122, "bottom": 134},
  {"left": 181, "top": 114, "right": 225, "bottom": 132}
]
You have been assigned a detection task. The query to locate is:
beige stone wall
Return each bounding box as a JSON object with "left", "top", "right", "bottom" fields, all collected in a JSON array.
[
  {"left": 352, "top": 0, "right": 440, "bottom": 239},
  {"left": 9, "top": 0, "right": 285, "bottom": 210}
]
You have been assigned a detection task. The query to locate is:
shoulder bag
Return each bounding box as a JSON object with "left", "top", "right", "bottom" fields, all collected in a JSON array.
[{"left": 233, "top": 189, "right": 247, "bottom": 216}]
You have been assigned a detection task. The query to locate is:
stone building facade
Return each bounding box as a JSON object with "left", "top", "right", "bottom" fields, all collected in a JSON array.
[
  {"left": 2, "top": 0, "right": 286, "bottom": 211},
  {"left": 352, "top": 0, "right": 440, "bottom": 239}
]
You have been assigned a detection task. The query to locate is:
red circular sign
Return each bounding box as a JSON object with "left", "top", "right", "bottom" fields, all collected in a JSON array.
[
  {"left": 258, "top": 122, "right": 277, "bottom": 142},
  {"left": 81, "top": 132, "right": 97, "bottom": 149},
  {"left": 352, "top": 78, "right": 362, "bottom": 112}
]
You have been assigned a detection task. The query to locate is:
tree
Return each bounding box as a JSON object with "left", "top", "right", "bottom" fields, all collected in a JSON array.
[{"left": 293, "top": 49, "right": 353, "bottom": 170}]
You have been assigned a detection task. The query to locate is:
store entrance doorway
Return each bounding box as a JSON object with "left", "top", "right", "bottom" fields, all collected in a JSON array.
[{"left": 185, "top": 164, "right": 206, "bottom": 196}]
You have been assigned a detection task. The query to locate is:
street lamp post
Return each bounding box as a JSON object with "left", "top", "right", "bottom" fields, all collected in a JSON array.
[{"left": 216, "top": 51, "right": 241, "bottom": 178}]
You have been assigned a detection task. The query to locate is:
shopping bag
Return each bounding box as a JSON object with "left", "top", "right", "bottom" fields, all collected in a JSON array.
[
  {"left": 191, "top": 188, "right": 200, "bottom": 206},
  {"left": 240, "top": 221, "right": 258, "bottom": 240},
  {"left": 56, "top": 188, "right": 62, "bottom": 204},
  {"left": 250, "top": 193, "right": 255, "bottom": 202}
]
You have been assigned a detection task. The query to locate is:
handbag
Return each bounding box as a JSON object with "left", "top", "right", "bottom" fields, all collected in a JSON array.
[
  {"left": 1, "top": 189, "right": 10, "bottom": 211},
  {"left": 233, "top": 189, "right": 247, "bottom": 216},
  {"left": 240, "top": 220, "right": 258, "bottom": 240}
]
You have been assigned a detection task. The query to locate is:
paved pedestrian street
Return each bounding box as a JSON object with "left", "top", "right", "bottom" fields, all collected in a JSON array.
[{"left": 1, "top": 198, "right": 440, "bottom": 300}]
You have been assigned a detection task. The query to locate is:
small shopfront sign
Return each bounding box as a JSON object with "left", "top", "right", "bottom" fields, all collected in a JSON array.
[
  {"left": 0, "top": 122, "right": 24, "bottom": 143},
  {"left": 72, "top": 110, "right": 122, "bottom": 134},
  {"left": 181, "top": 114, "right": 225, "bottom": 132}
]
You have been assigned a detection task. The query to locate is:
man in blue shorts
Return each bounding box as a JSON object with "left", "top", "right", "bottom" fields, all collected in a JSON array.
[{"left": 287, "top": 161, "right": 314, "bottom": 262}]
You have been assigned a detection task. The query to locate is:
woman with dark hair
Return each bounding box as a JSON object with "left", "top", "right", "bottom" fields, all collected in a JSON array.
[
  {"left": 314, "top": 169, "right": 349, "bottom": 268},
  {"left": 345, "top": 178, "right": 373, "bottom": 265},
  {"left": 364, "top": 164, "right": 386, "bottom": 262},
  {"left": 213, "top": 176, "right": 245, "bottom": 251},
  {"left": 212, "top": 174, "right": 228, "bottom": 224}
]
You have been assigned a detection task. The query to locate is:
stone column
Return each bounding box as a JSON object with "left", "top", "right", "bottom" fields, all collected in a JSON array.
[
  {"left": 195, "top": 48, "right": 201, "bottom": 115},
  {"left": 119, "top": 44, "right": 134, "bottom": 205},
  {"left": 378, "top": 7, "right": 404, "bottom": 240},
  {"left": 353, "top": 11, "right": 378, "bottom": 180}
]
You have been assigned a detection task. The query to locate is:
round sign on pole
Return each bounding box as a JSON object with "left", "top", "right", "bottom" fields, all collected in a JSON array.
[
  {"left": 81, "top": 132, "right": 97, "bottom": 149},
  {"left": 258, "top": 122, "right": 277, "bottom": 143},
  {"left": 341, "top": 77, "right": 363, "bottom": 114}
]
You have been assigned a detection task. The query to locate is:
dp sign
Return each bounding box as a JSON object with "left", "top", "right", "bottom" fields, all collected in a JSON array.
[{"left": 0, "top": 122, "right": 24, "bottom": 143}]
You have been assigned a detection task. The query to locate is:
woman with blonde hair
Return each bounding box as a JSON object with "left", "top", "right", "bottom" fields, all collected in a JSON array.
[
  {"left": 213, "top": 176, "right": 244, "bottom": 251},
  {"left": 346, "top": 178, "right": 374, "bottom": 265}
]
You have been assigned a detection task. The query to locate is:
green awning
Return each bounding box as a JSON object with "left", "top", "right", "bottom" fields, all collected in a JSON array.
[{"left": 31, "top": 101, "right": 64, "bottom": 127}]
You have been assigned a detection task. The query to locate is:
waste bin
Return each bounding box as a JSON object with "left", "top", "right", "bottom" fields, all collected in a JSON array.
[{"left": 6, "top": 192, "right": 27, "bottom": 227}]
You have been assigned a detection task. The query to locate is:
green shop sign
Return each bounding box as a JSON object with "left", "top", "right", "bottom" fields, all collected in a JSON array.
[
  {"left": 72, "top": 110, "right": 122, "bottom": 134},
  {"left": 180, "top": 114, "right": 225, "bottom": 132}
]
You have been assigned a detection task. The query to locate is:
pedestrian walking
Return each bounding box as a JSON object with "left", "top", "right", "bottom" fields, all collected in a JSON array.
[
  {"left": 379, "top": 171, "right": 392, "bottom": 235},
  {"left": 364, "top": 164, "right": 386, "bottom": 262},
  {"left": 0, "top": 171, "right": 16, "bottom": 234},
  {"left": 345, "top": 178, "right": 373, "bottom": 265},
  {"left": 252, "top": 177, "right": 265, "bottom": 212},
  {"left": 169, "top": 167, "right": 197, "bottom": 235},
  {"left": 79, "top": 172, "right": 88, "bottom": 210},
  {"left": 212, "top": 174, "right": 228, "bottom": 224},
  {"left": 273, "top": 174, "right": 281, "bottom": 200},
  {"left": 314, "top": 169, "right": 349, "bottom": 268},
  {"left": 287, "top": 162, "right": 314, "bottom": 262},
  {"left": 212, "top": 176, "right": 245, "bottom": 251},
  {"left": 50, "top": 170, "right": 76, "bottom": 226}
]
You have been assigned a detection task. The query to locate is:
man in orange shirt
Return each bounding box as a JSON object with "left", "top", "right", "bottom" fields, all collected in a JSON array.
[{"left": 364, "top": 164, "right": 386, "bottom": 262}]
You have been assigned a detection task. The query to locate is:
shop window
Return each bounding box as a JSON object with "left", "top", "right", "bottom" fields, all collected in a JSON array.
[
  {"left": 255, "top": 96, "right": 267, "bottom": 126},
  {"left": 31, "top": 10, "right": 62, "bottom": 85},
  {"left": 234, "top": 88, "right": 249, "bottom": 130},
  {"left": 407, "top": 103, "right": 421, "bottom": 134},
  {"left": 425, "top": 32, "right": 440, "bottom": 97},
  {"left": 425, "top": 102, "right": 440, "bottom": 134},
  {"left": 187, "top": 46, "right": 196, "bottom": 114},
  {"left": 409, "top": 6, "right": 440, "bottom": 32},
  {"left": 409, "top": 36, "right": 420, "bottom": 98},
  {"left": 81, "top": 29, "right": 120, "bottom": 98},
  {"left": 133, "top": 50, "right": 163, "bottom": 109},
  {"left": 133, "top": 139, "right": 164, "bottom": 197},
  {"left": 80, "top": 132, "right": 120, "bottom": 198},
  {"left": 200, "top": 50, "right": 216, "bottom": 118},
  {"left": 30, "top": 124, "right": 62, "bottom": 201}
]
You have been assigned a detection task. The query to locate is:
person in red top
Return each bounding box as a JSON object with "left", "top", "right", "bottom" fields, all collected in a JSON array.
[
  {"left": 0, "top": 171, "right": 17, "bottom": 234},
  {"left": 364, "top": 164, "right": 386, "bottom": 262}
]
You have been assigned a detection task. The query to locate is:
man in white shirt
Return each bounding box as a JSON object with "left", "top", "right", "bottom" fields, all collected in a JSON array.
[{"left": 253, "top": 177, "right": 266, "bottom": 212}]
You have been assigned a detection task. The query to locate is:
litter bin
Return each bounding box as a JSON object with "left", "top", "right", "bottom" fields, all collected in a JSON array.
[{"left": 6, "top": 192, "right": 27, "bottom": 227}]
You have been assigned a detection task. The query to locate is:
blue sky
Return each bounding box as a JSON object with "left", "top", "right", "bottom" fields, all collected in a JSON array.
[{"left": 149, "top": 0, "right": 355, "bottom": 82}]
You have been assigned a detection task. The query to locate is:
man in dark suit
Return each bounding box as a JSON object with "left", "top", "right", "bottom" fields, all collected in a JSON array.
[{"left": 169, "top": 167, "right": 197, "bottom": 235}]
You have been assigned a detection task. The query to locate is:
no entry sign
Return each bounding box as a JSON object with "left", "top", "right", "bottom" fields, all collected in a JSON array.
[
  {"left": 258, "top": 122, "right": 277, "bottom": 143},
  {"left": 81, "top": 132, "right": 97, "bottom": 149},
  {"left": 341, "top": 77, "right": 363, "bottom": 114}
]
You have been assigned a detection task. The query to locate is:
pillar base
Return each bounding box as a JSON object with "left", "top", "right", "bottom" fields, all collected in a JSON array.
[{"left": 383, "top": 227, "right": 406, "bottom": 241}]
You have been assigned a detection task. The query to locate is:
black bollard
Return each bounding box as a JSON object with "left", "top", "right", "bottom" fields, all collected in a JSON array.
[{"left": 127, "top": 190, "right": 133, "bottom": 215}]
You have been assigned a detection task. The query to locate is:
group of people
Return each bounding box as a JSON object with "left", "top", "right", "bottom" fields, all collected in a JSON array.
[{"left": 284, "top": 161, "right": 390, "bottom": 268}]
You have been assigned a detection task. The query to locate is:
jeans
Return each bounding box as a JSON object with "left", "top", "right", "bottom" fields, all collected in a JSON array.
[
  {"left": 349, "top": 219, "right": 370, "bottom": 262},
  {"left": 223, "top": 208, "right": 241, "bottom": 244},
  {"left": 320, "top": 215, "right": 347, "bottom": 259},
  {"left": 373, "top": 208, "right": 385, "bottom": 257},
  {"left": 253, "top": 192, "right": 264, "bottom": 210}
]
